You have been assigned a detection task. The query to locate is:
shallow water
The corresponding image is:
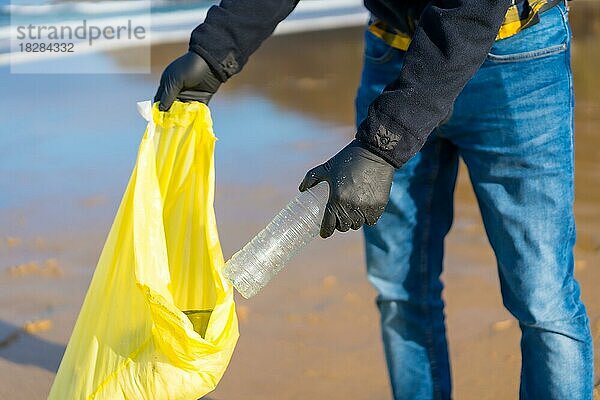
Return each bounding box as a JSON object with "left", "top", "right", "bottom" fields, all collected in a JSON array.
[{"left": 1, "top": 4, "right": 598, "bottom": 244}]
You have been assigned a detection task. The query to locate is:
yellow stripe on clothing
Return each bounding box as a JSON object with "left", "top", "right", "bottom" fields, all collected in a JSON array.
[{"left": 367, "top": 0, "right": 555, "bottom": 51}]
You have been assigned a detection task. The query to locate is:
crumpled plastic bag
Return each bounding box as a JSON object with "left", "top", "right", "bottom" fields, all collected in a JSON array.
[{"left": 49, "top": 101, "right": 239, "bottom": 400}]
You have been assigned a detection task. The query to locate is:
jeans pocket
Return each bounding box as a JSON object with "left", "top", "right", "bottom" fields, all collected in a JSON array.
[
  {"left": 487, "top": 43, "right": 567, "bottom": 63},
  {"left": 487, "top": 4, "right": 570, "bottom": 63},
  {"left": 364, "top": 29, "right": 397, "bottom": 64}
]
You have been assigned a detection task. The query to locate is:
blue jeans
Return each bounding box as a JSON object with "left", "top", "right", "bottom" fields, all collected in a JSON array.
[{"left": 356, "top": 4, "right": 593, "bottom": 400}]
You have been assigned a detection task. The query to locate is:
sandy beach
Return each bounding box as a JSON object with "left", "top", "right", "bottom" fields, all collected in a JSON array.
[{"left": 1, "top": 2, "right": 599, "bottom": 399}]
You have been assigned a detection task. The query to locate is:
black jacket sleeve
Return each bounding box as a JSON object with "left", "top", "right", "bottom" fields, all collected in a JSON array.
[
  {"left": 189, "top": 0, "right": 300, "bottom": 82},
  {"left": 356, "top": 0, "right": 513, "bottom": 168}
]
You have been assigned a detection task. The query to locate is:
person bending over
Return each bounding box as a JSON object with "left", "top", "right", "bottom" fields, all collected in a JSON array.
[{"left": 155, "top": 1, "right": 592, "bottom": 398}]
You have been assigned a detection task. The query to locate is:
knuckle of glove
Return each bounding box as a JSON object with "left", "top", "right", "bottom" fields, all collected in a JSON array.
[
  {"left": 300, "top": 166, "right": 324, "bottom": 191},
  {"left": 350, "top": 211, "right": 364, "bottom": 230},
  {"left": 306, "top": 165, "right": 322, "bottom": 180},
  {"left": 335, "top": 214, "right": 352, "bottom": 232},
  {"left": 333, "top": 194, "right": 363, "bottom": 233},
  {"left": 336, "top": 220, "right": 351, "bottom": 233},
  {"left": 365, "top": 203, "right": 386, "bottom": 225}
]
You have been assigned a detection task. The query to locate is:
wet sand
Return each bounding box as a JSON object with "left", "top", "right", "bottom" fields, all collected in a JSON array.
[{"left": 1, "top": 2, "right": 600, "bottom": 399}]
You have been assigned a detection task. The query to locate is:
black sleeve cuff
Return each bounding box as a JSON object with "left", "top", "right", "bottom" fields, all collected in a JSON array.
[
  {"left": 356, "top": 105, "right": 430, "bottom": 169},
  {"left": 188, "top": 42, "right": 238, "bottom": 82}
]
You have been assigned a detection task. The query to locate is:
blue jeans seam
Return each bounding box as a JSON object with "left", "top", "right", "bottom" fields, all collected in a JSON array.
[
  {"left": 418, "top": 138, "right": 444, "bottom": 400},
  {"left": 564, "top": 10, "right": 577, "bottom": 316}
]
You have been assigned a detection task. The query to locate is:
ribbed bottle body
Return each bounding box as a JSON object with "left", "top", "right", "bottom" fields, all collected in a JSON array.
[{"left": 223, "top": 182, "right": 329, "bottom": 298}]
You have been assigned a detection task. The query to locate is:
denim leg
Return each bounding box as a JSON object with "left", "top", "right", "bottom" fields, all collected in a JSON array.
[
  {"left": 448, "top": 5, "right": 593, "bottom": 398},
  {"left": 365, "top": 136, "right": 458, "bottom": 400},
  {"left": 356, "top": 28, "right": 458, "bottom": 400},
  {"left": 459, "top": 88, "right": 593, "bottom": 399}
]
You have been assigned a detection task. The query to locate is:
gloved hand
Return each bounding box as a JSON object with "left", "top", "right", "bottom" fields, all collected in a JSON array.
[
  {"left": 154, "top": 52, "right": 221, "bottom": 111},
  {"left": 299, "top": 140, "right": 395, "bottom": 238}
]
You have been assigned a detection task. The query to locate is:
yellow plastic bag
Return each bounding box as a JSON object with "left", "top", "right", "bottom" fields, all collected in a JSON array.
[{"left": 49, "top": 101, "right": 239, "bottom": 400}]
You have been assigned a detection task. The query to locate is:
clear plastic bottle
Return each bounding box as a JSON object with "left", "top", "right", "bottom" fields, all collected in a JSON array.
[{"left": 223, "top": 182, "right": 329, "bottom": 299}]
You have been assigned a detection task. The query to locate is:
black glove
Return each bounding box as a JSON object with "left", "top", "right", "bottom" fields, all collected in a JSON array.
[
  {"left": 299, "top": 140, "right": 395, "bottom": 238},
  {"left": 154, "top": 52, "right": 222, "bottom": 111}
]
